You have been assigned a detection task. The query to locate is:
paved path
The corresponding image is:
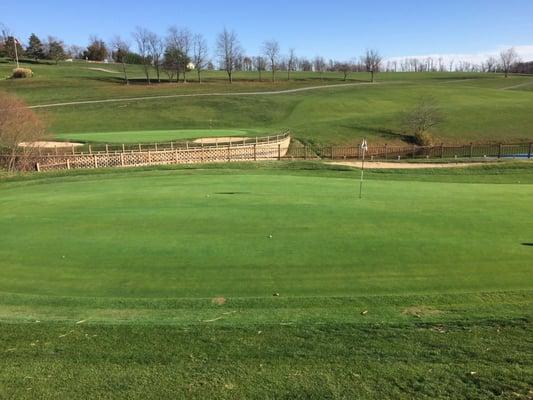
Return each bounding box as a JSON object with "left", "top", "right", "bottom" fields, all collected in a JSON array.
[{"left": 28, "top": 82, "right": 373, "bottom": 109}]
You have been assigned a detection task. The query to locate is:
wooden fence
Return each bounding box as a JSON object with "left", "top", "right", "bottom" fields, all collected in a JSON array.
[
  {"left": 2, "top": 137, "right": 531, "bottom": 172},
  {"left": 31, "top": 131, "right": 292, "bottom": 156},
  {"left": 33, "top": 134, "right": 291, "bottom": 172},
  {"left": 286, "top": 142, "right": 533, "bottom": 161}
]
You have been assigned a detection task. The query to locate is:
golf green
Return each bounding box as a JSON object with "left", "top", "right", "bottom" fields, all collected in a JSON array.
[
  {"left": 55, "top": 128, "right": 268, "bottom": 143},
  {"left": 1, "top": 167, "right": 531, "bottom": 303}
]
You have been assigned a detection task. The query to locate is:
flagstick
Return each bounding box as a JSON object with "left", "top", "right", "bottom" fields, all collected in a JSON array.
[{"left": 359, "top": 147, "right": 365, "bottom": 199}]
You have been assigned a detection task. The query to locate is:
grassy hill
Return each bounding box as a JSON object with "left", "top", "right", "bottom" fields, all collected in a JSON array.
[
  {"left": 0, "top": 162, "right": 532, "bottom": 398},
  {"left": 1, "top": 59, "right": 533, "bottom": 145}
]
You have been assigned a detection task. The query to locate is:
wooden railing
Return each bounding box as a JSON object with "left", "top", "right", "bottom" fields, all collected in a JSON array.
[
  {"left": 34, "top": 134, "right": 291, "bottom": 172},
  {"left": 32, "top": 131, "right": 292, "bottom": 156}
]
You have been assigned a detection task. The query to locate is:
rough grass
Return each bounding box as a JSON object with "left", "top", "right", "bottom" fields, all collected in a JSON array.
[{"left": 0, "top": 162, "right": 532, "bottom": 398}]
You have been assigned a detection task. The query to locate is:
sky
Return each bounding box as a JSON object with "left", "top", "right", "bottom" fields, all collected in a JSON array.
[{"left": 2, "top": 0, "right": 533, "bottom": 62}]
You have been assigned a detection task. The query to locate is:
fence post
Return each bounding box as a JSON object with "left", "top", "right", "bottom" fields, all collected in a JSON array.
[
  {"left": 93, "top": 154, "right": 98, "bottom": 168},
  {"left": 138, "top": 144, "right": 142, "bottom": 152},
  {"left": 171, "top": 142, "right": 174, "bottom": 150},
  {"left": 120, "top": 152, "right": 125, "bottom": 167},
  {"left": 254, "top": 144, "right": 257, "bottom": 161},
  {"left": 36, "top": 162, "right": 40, "bottom": 172},
  {"left": 528, "top": 143, "right": 532, "bottom": 159},
  {"left": 122, "top": 144, "right": 125, "bottom": 153},
  {"left": 227, "top": 144, "right": 231, "bottom": 162},
  {"left": 89, "top": 145, "right": 92, "bottom": 154},
  {"left": 278, "top": 144, "right": 281, "bottom": 161},
  {"left": 498, "top": 143, "right": 502, "bottom": 159},
  {"left": 105, "top": 144, "right": 109, "bottom": 154},
  {"left": 441, "top": 143, "right": 444, "bottom": 158},
  {"left": 66, "top": 159, "right": 71, "bottom": 170},
  {"left": 304, "top": 146, "right": 308, "bottom": 160},
  {"left": 148, "top": 151, "right": 152, "bottom": 164},
  {"left": 55, "top": 146, "right": 58, "bottom": 155},
  {"left": 72, "top": 145, "right": 75, "bottom": 155},
  {"left": 155, "top": 143, "right": 158, "bottom": 152},
  {"left": 175, "top": 150, "right": 179, "bottom": 164},
  {"left": 384, "top": 144, "right": 388, "bottom": 160}
]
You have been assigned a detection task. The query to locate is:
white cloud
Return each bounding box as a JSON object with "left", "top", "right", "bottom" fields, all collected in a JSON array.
[{"left": 387, "top": 45, "right": 533, "bottom": 65}]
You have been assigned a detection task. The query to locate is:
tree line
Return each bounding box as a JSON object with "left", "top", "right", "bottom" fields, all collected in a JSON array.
[
  {"left": 383, "top": 48, "right": 526, "bottom": 76},
  {"left": 0, "top": 22, "right": 527, "bottom": 84}
]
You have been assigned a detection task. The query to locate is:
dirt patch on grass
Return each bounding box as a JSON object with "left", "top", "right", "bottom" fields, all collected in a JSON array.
[
  {"left": 402, "top": 306, "right": 443, "bottom": 318},
  {"left": 330, "top": 161, "right": 481, "bottom": 170},
  {"left": 211, "top": 297, "right": 227, "bottom": 306}
]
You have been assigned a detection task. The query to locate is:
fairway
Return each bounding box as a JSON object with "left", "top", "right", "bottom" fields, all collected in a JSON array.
[
  {"left": 55, "top": 128, "right": 268, "bottom": 143},
  {"left": 2, "top": 61, "right": 533, "bottom": 144},
  {"left": 0, "top": 163, "right": 532, "bottom": 398}
]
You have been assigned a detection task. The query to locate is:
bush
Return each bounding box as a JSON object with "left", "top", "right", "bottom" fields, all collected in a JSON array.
[
  {"left": 11, "top": 68, "right": 33, "bottom": 79},
  {"left": 413, "top": 131, "right": 435, "bottom": 146}
]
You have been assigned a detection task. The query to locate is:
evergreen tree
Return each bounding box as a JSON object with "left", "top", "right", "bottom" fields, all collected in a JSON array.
[
  {"left": 46, "top": 37, "right": 66, "bottom": 64},
  {"left": 26, "top": 33, "right": 45, "bottom": 60}
]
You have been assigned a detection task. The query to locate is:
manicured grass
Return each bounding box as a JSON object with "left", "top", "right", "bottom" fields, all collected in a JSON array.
[
  {"left": 1, "top": 167, "right": 532, "bottom": 299},
  {"left": 0, "top": 163, "right": 531, "bottom": 398},
  {"left": 2, "top": 60, "right": 533, "bottom": 144},
  {"left": 55, "top": 128, "right": 268, "bottom": 143}
]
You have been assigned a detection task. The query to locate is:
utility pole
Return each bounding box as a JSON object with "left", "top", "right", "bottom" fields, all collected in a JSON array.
[{"left": 14, "top": 37, "right": 20, "bottom": 68}]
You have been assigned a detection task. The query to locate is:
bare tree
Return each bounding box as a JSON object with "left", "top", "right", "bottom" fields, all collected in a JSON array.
[
  {"left": 242, "top": 56, "right": 253, "bottom": 71},
  {"left": 335, "top": 61, "right": 353, "bottom": 81},
  {"left": 0, "top": 93, "right": 46, "bottom": 171},
  {"left": 167, "top": 27, "right": 192, "bottom": 83},
  {"left": 402, "top": 96, "right": 444, "bottom": 146},
  {"left": 67, "top": 44, "right": 84, "bottom": 59},
  {"left": 0, "top": 23, "right": 11, "bottom": 43},
  {"left": 287, "top": 48, "right": 297, "bottom": 80},
  {"left": 148, "top": 32, "right": 164, "bottom": 83},
  {"left": 500, "top": 48, "right": 519, "bottom": 78},
  {"left": 192, "top": 33, "right": 208, "bottom": 83},
  {"left": 253, "top": 56, "right": 267, "bottom": 81},
  {"left": 133, "top": 27, "right": 152, "bottom": 84},
  {"left": 313, "top": 56, "right": 326, "bottom": 80},
  {"left": 263, "top": 40, "right": 280, "bottom": 82},
  {"left": 363, "top": 49, "right": 383, "bottom": 83},
  {"left": 483, "top": 56, "right": 498, "bottom": 73},
  {"left": 216, "top": 28, "right": 242, "bottom": 83},
  {"left": 110, "top": 36, "right": 130, "bottom": 85}
]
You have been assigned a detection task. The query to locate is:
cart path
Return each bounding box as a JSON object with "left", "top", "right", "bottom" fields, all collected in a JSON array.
[{"left": 27, "top": 82, "right": 374, "bottom": 109}]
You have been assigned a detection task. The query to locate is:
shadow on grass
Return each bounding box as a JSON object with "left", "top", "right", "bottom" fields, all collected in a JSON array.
[
  {"left": 84, "top": 75, "right": 371, "bottom": 85},
  {"left": 522, "top": 243, "right": 533, "bottom": 247},
  {"left": 345, "top": 124, "right": 417, "bottom": 144}
]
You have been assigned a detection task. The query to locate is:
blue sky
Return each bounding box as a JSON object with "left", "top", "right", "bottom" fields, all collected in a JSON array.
[{"left": 2, "top": 0, "right": 533, "bottom": 60}]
